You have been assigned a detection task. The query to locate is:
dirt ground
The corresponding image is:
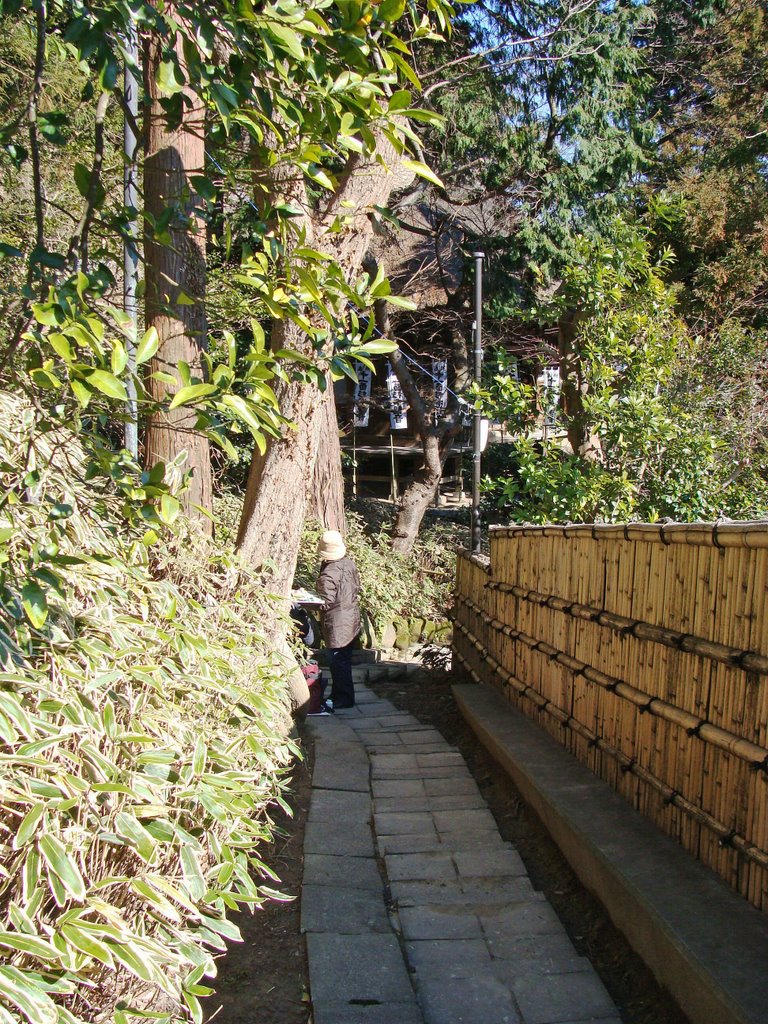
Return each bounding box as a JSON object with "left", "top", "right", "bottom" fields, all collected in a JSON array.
[{"left": 207, "top": 664, "right": 690, "bottom": 1024}]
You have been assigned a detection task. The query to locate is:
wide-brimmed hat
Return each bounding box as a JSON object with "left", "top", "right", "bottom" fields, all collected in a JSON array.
[{"left": 318, "top": 529, "right": 346, "bottom": 562}]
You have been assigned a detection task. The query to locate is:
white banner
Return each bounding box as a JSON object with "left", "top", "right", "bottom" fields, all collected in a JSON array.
[
  {"left": 387, "top": 369, "right": 409, "bottom": 429},
  {"left": 537, "top": 365, "right": 561, "bottom": 427},
  {"left": 353, "top": 366, "right": 372, "bottom": 427},
  {"left": 432, "top": 358, "right": 448, "bottom": 418}
]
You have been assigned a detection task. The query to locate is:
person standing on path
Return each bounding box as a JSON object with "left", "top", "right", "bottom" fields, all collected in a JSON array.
[{"left": 315, "top": 529, "right": 361, "bottom": 710}]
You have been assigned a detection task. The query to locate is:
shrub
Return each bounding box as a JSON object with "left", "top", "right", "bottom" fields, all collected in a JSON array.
[
  {"left": 0, "top": 395, "right": 297, "bottom": 1024},
  {"left": 295, "top": 506, "right": 464, "bottom": 631}
]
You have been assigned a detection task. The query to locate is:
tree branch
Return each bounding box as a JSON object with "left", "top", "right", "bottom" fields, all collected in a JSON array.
[{"left": 67, "top": 90, "right": 111, "bottom": 272}]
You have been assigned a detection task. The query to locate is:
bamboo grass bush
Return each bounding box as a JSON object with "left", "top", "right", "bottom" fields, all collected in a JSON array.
[{"left": 0, "top": 395, "right": 298, "bottom": 1023}]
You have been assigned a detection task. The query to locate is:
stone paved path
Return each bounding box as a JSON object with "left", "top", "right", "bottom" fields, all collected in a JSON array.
[{"left": 303, "top": 675, "right": 622, "bottom": 1024}]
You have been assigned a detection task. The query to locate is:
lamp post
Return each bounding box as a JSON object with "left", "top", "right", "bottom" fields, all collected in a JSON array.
[
  {"left": 123, "top": 23, "right": 139, "bottom": 459},
  {"left": 471, "top": 251, "right": 485, "bottom": 554}
]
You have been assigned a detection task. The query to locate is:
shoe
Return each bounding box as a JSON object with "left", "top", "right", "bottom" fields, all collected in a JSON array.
[
  {"left": 324, "top": 698, "right": 334, "bottom": 710},
  {"left": 332, "top": 702, "right": 355, "bottom": 710},
  {"left": 307, "top": 708, "right": 331, "bottom": 716}
]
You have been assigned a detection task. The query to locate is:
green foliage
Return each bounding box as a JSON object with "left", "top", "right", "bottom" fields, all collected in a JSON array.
[
  {"left": 0, "top": 393, "right": 299, "bottom": 1024},
  {"left": 0, "top": 0, "right": 444, "bottom": 505},
  {"left": 295, "top": 506, "right": 463, "bottom": 627},
  {"left": 646, "top": 0, "right": 768, "bottom": 328},
  {"left": 479, "top": 226, "right": 768, "bottom": 524}
]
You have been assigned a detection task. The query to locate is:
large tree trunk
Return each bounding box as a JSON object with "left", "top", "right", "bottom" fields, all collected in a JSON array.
[
  {"left": 558, "top": 308, "right": 602, "bottom": 462},
  {"left": 390, "top": 311, "right": 471, "bottom": 554},
  {"left": 392, "top": 433, "right": 446, "bottom": 553},
  {"left": 143, "top": 22, "right": 212, "bottom": 529},
  {"left": 308, "top": 381, "right": 346, "bottom": 533},
  {"left": 235, "top": 132, "right": 415, "bottom": 593},
  {"left": 236, "top": 321, "right": 318, "bottom": 599}
]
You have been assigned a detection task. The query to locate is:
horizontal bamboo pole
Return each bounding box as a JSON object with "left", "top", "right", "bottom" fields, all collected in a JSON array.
[
  {"left": 456, "top": 548, "right": 491, "bottom": 571},
  {"left": 453, "top": 627, "right": 768, "bottom": 873},
  {"left": 485, "top": 581, "right": 768, "bottom": 675},
  {"left": 489, "top": 521, "right": 768, "bottom": 549},
  {"left": 455, "top": 595, "right": 768, "bottom": 770}
]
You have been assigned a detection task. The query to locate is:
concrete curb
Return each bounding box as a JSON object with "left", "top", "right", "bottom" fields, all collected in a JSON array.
[{"left": 453, "top": 682, "right": 768, "bottom": 1024}]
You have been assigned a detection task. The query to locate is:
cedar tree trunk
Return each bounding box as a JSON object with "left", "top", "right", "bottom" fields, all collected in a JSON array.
[
  {"left": 143, "top": 24, "right": 212, "bottom": 528},
  {"left": 236, "top": 132, "right": 415, "bottom": 595}
]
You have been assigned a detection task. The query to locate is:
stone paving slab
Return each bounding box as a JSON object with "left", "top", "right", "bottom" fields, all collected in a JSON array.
[
  {"left": 405, "top": 937, "right": 494, "bottom": 977},
  {"left": 312, "top": 1001, "right": 424, "bottom": 1024},
  {"left": 300, "top": 883, "right": 391, "bottom": 934},
  {"left": 432, "top": 807, "right": 499, "bottom": 832},
  {"left": 304, "top": 681, "right": 623, "bottom": 1024},
  {"left": 391, "top": 877, "right": 541, "bottom": 908},
  {"left": 374, "top": 811, "right": 440, "bottom": 835},
  {"left": 304, "top": 817, "right": 375, "bottom": 857},
  {"left": 480, "top": 901, "right": 571, "bottom": 941},
  {"left": 303, "top": 852, "right": 382, "bottom": 890},
  {"left": 386, "top": 851, "right": 458, "bottom": 881},
  {"left": 371, "top": 778, "right": 426, "bottom": 798},
  {"left": 418, "top": 974, "right": 523, "bottom": 1024},
  {"left": 484, "top": 930, "right": 587, "bottom": 966},
  {"left": 373, "top": 765, "right": 476, "bottom": 780},
  {"left": 306, "top": 932, "right": 417, "bottom": 1005},
  {"left": 423, "top": 776, "right": 482, "bottom": 796},
  {"left": 397, "top": 905, "right": 484, "bottom": 941},
  {"left": 374, "top": 793, "right": 487, "bottom": 813},
  {"left": 308, "top": 789, "right": 371, "bottom": 822},
  {"left": 436, "top": 830, "right": 510, "bottom": 852},
  {"left": 311, "top": 760, "right": 370, "bottom": 792},
  {"left": 511, "top": 970, "right": 616, "bottom": 1024},
  {"left": 453, "top": 847, "right": 528, "bottom": 877},
  {"left": 378, "top": 833, "right": 444, "bottom": 855}
]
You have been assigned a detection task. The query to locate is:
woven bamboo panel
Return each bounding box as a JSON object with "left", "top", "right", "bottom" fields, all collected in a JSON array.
[{"left": 455, "top": 522, "right": 768, "bottom": 912}]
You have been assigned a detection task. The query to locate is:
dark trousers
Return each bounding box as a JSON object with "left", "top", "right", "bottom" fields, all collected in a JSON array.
[{"left": 328, "top": 641, "right": 355, "bottom": 707}]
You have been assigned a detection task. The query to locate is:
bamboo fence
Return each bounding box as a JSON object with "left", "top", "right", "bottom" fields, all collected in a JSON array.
[{"left": 453, "top": 521, "right": 768, "bottom": 911}]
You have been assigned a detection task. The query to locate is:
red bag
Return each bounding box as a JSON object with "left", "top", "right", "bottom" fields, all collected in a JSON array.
[{"left": 302, "top": 662, "right": 324, "bottom": 714}]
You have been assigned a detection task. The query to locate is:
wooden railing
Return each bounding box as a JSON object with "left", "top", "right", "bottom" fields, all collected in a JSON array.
[{"left": 453, "top": 522, "right": 768, "bottom": 911}]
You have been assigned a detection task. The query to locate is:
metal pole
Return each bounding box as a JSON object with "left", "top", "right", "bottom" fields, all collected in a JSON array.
[
  {"left": 471, "top": 251, "right": 485, "bottom": 554},
  {"left": 123, "top": 21, "right": 140, "bottom": 459}
]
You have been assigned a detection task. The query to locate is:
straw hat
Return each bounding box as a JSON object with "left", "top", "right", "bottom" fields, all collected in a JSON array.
[{"left": 318, "top": 529, "right": 346, "bottom": 562}]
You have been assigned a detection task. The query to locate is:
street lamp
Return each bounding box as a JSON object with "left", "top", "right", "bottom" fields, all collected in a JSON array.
[
  {"left": 471, "top": 251, "right": 484, "bottom": 554},
  {"left": 124, "top": 22, "right": 139, "bottom": 459}
]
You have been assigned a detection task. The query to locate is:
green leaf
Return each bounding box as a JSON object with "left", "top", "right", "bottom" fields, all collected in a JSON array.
[
  {"left": 266, "top": 23, "right": 305, "bottom": 59},
  {"left": 355, "top": 340, "right": 399, "bottom": 355},
  {"left": 14, "top": 803, "right": 45, "bottom": 848},
  {"left": 38, "top": 834, "right": 86, "bottom": 901},
  {"left": 21, "top": 584, "right": 48, "bottom": 629},
  {"left": 86, "top": 370, "right": 128, "bottom": 401},
  {"left": 378, "top": 0, "right": 406, "bottom": 19},
  {"left": 156, "top": 59, "right": 186, "bottom": 96},
  {"left": 385, "top": 294, "right": 417, "bottom": 309},
  {"left": 60, "top": 924, "right": 115, "bottom": 967},
  {"left": 48, "top": 333, "right": 73, "bottom": 363},
  {"left": 136, "top": 327, "right": 159, "bottom": 365},
  {"left": 111, "top": 339, "right": 128, "bottom": 375},
  {"left": 169, "top": 383, "right": 217, "bottom": 410},
  {"left": 0, "top": 931, "right": 60, "bottom": 962},
  {"left": 179, "top": 845, "right": 206, "bottom": 901},
  {"left": 114, "top": 812, "right": 156, "bottom": 862},
  {"left": 0, "top": 966, "right": 58, "bottom": 1024},
  {"left": 401, "top": 159, "right": 444, "bottom": 189},
  {"left": 388, "top": 89, "right": 411, "bottom": 112},
  {"left": 159, "top": 493, "right": 180, "bottom": 525},
  {"left": 70, "top": 380, "right": 92, "bottom": 408}
]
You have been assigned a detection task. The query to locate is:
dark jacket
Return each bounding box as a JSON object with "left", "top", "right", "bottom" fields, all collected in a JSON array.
[{"left": 316, "top": 556, "right": 361, "bottom": 648}]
